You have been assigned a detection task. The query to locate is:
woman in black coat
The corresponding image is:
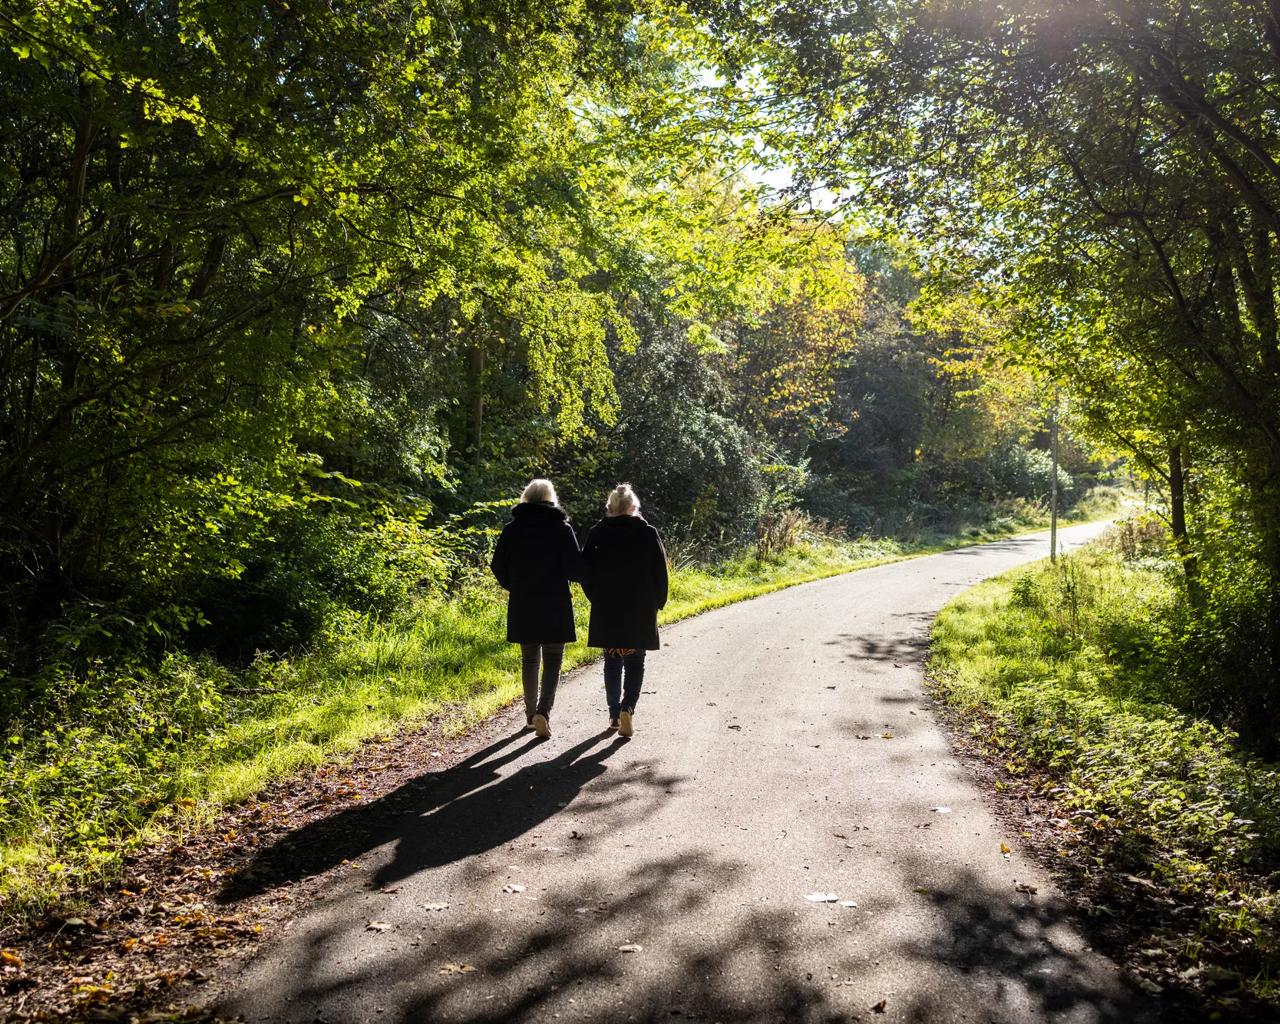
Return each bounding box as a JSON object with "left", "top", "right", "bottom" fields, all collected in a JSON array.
[
  {"left": 581, "top": 483, "right": 668, "bottom": 738},
  {"left": 490, "top": 478, "right": 586, "bottom": 739}
]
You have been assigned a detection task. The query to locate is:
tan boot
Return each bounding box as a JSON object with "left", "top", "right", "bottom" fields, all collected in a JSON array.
[
  {"left": 618, "top": 710, "right": 633, "bottom": 738},
  {"left": 532, "top": 713, "right": 551, "bottom": 739}
]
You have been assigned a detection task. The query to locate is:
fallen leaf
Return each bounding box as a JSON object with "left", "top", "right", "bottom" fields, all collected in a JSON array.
[
  {"left": 502, "top": 884, "right": 526, "bottom": 894},
  {"left": 838, "top": 900, "right": 858, "bottom": 908},
  {"left": 439, "top": 962, "right": 477, "bottom": 974},
  {"left": 804, "top": 892, "right": 839, "bottom": 903},
  {"left": 727, "top": 724, "right": 742, "bottom": 731},
  {"left": 872, "top": 999, "right": 887, "bottom": 1013},
  {"left": 881, "top": 731, "right": 894, "bottom": 739},
  {"left": 856, "top": 734, "right": 872, "bottom": 740},
  {"left": 1, "top": 949, "right": 23, "bottom": 967},
  {"left": 1000, "top": 842, "right": 1012, "bottom": 856},
  {"left": 617, "top": 943, "right": 643, "bottom": 953},
  {"left": 366, "top": 920, "right": 391, "bottom": 932},
  {"left": 913, "top": 887, "right": 931, "bottom": 895}
]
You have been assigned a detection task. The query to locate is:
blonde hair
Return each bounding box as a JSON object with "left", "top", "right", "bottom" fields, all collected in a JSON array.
[
  {"left": 521, "top": 478, "right": 558, "bottom": 505},
  {"left": 606, "top": 482, "right": 639, "bottom": 516}
]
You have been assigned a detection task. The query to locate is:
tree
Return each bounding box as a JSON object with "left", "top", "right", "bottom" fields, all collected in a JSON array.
[{"left": 705, "top": 0, "right": 1280, "bottom": 727}]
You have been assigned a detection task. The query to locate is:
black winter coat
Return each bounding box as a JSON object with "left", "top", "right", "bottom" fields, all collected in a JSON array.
[
  {"left": 490, "top": 502, "right": 586, "bottom": 644},
  {"left": 581, "top": 514, "right": 669, "bottom": 650}
]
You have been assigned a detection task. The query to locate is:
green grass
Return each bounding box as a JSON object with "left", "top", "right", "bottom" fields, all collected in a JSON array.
[
  {"left": 0, "top": 492, "right": 1121, "bottom": 923},
  {"left": 930, "top": 544, "right": 1280, "bottom": 1001}
]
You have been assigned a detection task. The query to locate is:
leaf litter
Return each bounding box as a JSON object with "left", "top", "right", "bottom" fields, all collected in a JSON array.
[{"left": 0, "top": 714, "right": 524, "bottom": 1022}]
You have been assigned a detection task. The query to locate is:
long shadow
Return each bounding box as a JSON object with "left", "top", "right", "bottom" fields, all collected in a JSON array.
[
  {"left": 372, "top": 729, "right": 630, "bottom": 888},
  {"left": 220, "top": 729, "right": 623, "bottom": 902}
]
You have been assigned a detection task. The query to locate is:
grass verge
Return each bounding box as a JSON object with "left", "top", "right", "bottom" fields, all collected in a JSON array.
[
  {"left": 0, "top": 493, "right": 1121, "bottom": 923},
  {"left": 929, "top": 542, "right": 1280, "bottom": 1009}
]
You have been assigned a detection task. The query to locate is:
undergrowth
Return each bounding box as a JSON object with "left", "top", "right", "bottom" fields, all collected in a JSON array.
[{"left": 929, "top": 536, "right": 1280, "bottom": 1004}]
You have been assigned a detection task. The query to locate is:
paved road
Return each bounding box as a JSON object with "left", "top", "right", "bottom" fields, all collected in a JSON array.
[{"left": 213, "top": 522, "right": 1155, "bottom": 1024}]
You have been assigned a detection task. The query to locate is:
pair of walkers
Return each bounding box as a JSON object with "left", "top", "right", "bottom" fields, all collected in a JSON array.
[{"left": 489, "top": 479, "right": 668, "bottom": 740}]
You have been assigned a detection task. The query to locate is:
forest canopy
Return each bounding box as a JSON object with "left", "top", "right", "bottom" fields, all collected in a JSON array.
[{"left": 0, "top": 0, "right": 1080, "bottom": 672}]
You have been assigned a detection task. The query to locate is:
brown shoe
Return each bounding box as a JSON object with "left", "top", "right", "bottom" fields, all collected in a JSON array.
[
  {"left": 532, "top": 713, "right": 551, "bottom": 739},
  {"left": 618, "top": 710, "right": 633, "bottom": 738}
]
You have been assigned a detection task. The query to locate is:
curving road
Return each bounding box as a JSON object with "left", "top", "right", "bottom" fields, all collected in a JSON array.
[{"left": 212, "top": 521, "right": 1157, "bottom": 1024}]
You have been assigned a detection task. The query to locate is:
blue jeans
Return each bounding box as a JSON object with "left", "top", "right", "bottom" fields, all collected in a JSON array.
[{"left": 603, "top": 650, "right": 646, "bottom": 718}]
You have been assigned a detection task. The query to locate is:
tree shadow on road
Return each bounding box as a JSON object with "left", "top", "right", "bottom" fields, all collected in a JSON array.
[
  {"left": 890, "top": 861, "right": 1169, "bottom": 1024},
  {"left": 220, "top": 728, "right": 634, "bottom": 902},
  {"left": 216, "top": 847, "right": 1176, "bottom": 1024},
  {"left": 823, "top": 630, "right": 930, "bottom": 664},
  {"left": 219, "top": 850, "right": 856, "bottom": 1024}
]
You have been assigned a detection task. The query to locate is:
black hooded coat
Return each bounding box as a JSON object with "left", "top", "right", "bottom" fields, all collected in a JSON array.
[
  {"left": 489, "top": 502, "right": 586, "bottom": 644},
  {"left": 581, "top": 514, "right": 669, "bottom": 650}
]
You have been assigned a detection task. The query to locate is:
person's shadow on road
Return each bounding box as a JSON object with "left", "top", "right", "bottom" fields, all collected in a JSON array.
[{"left": 220, "top": 728, "right": 630, "bottom": 903}]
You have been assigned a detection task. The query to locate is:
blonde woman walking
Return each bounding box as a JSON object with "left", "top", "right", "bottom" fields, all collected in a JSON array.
[
  {"left": 490, "top": 479, "right": 586, "bottom": 739},
  {"left": 581, "top": 484, "right": 668, "bottom": 737}
]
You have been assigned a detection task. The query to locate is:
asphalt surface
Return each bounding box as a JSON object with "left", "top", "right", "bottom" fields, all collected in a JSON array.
[{"left": 213, "top": 522, "right": 1157, "bottom": 1024}]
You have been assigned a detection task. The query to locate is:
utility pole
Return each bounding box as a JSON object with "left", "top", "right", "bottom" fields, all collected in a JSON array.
[{"left": 1050, "top": 385, "right": 1059, "bottom": 563}]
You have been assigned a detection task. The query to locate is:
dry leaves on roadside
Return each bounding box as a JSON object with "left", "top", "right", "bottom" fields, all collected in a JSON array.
[{"left": 439, "top": 962, "right": 477, "bottom": 975}]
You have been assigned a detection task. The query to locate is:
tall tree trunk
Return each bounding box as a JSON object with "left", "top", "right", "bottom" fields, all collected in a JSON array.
[{"left": 1168, "top": 442, "right": 1201, "bottom": 605}]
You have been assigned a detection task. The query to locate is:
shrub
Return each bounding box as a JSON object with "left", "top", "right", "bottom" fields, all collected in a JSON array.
[{"left": 930, "top": 548, "right": 1280, "bottom": 998}]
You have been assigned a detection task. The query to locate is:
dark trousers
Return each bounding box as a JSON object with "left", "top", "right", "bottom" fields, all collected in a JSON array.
[
  {"left": 520, "top": 643, "right": 564, "bottom": 720},
  {"left": 603, "top": 649, "right": 646, "bottom": 718}
]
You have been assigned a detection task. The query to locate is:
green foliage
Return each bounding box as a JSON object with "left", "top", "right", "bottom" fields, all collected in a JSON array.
[
  {"left": 718, "top": 0, "right": 1280, "bottom": 710},
  {"left": 931, "top": 542, "right": 1280, "bottom": 997}
]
